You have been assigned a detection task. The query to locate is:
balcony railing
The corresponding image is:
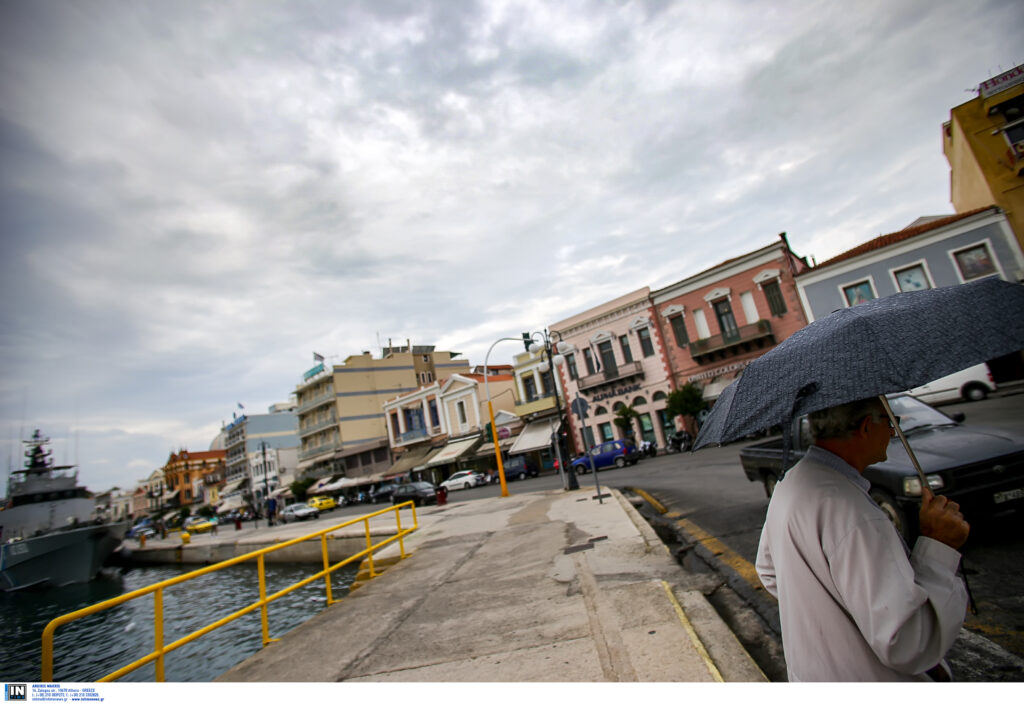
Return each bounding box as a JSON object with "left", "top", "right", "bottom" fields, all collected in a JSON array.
[
  {"left": 688, "top": 319, "right": 774, "bottom": 363},
  {"left": 298, "top": 438, "right": 340, "bottom": 461},
  {"left": 296, "top": 390, "right": 335, "bottom": 415},
  {"left": 577, "top": 360, "right": 644, "bottom": 391},
  {"left": 299, "top": 416, "right": 337, "bottom": 438}
]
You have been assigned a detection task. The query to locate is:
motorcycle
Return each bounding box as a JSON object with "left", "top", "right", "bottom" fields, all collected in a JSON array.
[
  {"left": 638, "top": 439, "right": 657, "bottom": 458},
  {"left": 666, "top": 430, "right": 692, "bottom": 453}
]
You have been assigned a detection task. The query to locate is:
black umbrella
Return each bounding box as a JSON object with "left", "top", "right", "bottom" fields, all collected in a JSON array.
[{"left": 693, "top": 278, "right": 1024, "bottom": 482}]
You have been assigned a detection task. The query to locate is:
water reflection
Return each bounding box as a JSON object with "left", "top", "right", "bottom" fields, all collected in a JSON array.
[{"left": 0, "top": 562, "right": 357, "bottom": 682}]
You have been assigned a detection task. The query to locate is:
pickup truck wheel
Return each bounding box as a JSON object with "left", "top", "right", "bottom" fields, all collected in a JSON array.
[
  {"left": 763, "top": 473, "right": 778, "bottom": 498},
  {"left": 870, "top": 489, "right": 909, "bottom": 541},
  {"left": 962, "top": 383, "right": 988, "bottom": 402}
]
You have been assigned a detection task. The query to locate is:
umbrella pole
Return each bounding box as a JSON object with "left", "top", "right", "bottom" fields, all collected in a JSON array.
[{"left": 878, "top": 395, "right": 929, "bottom": 488}]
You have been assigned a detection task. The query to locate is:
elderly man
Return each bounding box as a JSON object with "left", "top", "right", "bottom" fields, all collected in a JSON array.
[{"left": 756, "top": 396, "right": 970, "bottom": 681}]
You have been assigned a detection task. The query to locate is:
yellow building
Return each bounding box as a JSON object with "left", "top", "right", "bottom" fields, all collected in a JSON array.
[
  {"left": 295, "top": 343, "right": 468, "bottom": 480},
  {"left": 943, "top": 63, "right": 1024, "bottom": 250}
]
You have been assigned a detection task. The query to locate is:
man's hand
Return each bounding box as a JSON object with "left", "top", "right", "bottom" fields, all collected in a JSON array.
[{"left": 918, "top": 488, "right": 969, "bottom": 550}]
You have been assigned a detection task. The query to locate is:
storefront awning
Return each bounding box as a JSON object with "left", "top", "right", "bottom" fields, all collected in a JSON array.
[
  {"left": 221, "top": 477, "right": 248, "bottom": 496},
  {"left": 509, "top": 420, "right": 561, "bottom": 455},
  {"left": 425, "top": 437, "right": 480, "bottom": 467},
  {"left": 308, "top": 475, "right": 344, "bottom": 494},
  {"left": 270, "top": 486, "right": 293, "bottom": 500},
  {"left": 474, "top": 437, "right": 515, "bottom": 458},
  {"left": 384, "top": 445, "right": 434, "bottom": 478},
  {"left": 702, "top": 372, "right": 739, "bottom": 401},
  {"left": 217, "top": 496, "right": 244, "bottom": 514}
]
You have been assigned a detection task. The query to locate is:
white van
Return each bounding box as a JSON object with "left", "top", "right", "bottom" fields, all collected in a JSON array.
[{"left": 906, "top": 363, "right": 996, "bottom": 404}]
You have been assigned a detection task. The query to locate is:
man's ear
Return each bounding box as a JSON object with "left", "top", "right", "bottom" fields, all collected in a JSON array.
[{"left": 855, "top": 416, "right": 872, "bottom": 436}]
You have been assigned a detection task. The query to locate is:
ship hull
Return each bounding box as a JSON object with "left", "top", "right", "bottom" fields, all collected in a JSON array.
[{"left": 0, "top": 522, "right": 126, "bottom": 591}]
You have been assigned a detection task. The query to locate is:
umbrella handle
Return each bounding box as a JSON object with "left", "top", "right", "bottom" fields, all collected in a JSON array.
[{"left": 878, "top": 395, "right": 929, "bottom": 488}]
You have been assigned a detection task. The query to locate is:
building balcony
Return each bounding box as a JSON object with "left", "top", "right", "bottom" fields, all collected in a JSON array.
[
  {"left": 296, "top": 390, "right": 335, "bottom": 415},
  {"left": 399, "top": 427, "right": 428, "bottom": 442},
  {"left": 514, "top": 393, "right": 559, "bottom": 416},
  {"left": 298, "top": 438, "right": 340, "bottom": 461},
  {"left": 299, "top": 416, "right": 337, "bottom": 438},
  {"left": 688, "top": 319, "right": 775, "bottom": 364},
  {"left": 577, "top": 360, "right": 644, "bottom": 392}
]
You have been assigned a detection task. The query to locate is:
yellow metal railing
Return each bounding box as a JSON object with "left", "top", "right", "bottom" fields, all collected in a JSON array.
[{"left": 41, "top": 501, "right": 419, "bottom": 682}]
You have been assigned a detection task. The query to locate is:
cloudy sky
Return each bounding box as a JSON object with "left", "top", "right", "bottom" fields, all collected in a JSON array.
[{"left": 1, "top": 0, "right": 1020, "bottom": 494}]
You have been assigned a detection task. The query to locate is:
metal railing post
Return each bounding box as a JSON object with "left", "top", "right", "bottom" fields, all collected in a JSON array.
[
  {"left": 154, "top": 588, "right": 165, "bottom": 682},
  {"left": 322, "top": 533, "right": 335, "bottom": 604},
  {"left": 364, "top": 517, "right": 375, "bottom": 578},
  {"left": 395, "top": 506, "right": 407, "bottom": 559}
]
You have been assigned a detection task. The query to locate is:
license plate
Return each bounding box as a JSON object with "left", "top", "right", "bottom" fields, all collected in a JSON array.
[{"left": 993, "top": 488, "right": 1024, "bottom": 505}]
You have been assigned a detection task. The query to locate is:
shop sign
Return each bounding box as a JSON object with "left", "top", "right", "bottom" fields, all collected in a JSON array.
[{"left": 591, "top": 383, "right": 641, "bottom": 402}]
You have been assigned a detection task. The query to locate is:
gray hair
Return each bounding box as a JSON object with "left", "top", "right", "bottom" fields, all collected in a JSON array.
[{"left": 808, "top": 397, "right": 885, "bottom": 441}]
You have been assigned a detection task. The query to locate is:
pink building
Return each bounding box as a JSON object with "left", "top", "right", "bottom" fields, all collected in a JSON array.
[
  {"left": 551, "top": 288, "right": 676, "bottom": 454},
  {"left": 650, "top": 235, "right": 810, "bottom": 408}
]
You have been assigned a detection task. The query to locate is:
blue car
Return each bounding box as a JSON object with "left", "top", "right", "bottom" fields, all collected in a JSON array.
[{"left": 572, "top": 439, "right": 639, "bottom": 475}]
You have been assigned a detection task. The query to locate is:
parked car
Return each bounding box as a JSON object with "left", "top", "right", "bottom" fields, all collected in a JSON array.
[
  {"left": 571, "top": 439, "right": 640, "bottom": 475},
  {"left": 281, "top": 503, "right": 319, "bottom": 522},
  {"left": 739, "top": 394, "right": 1024, "bottom": 541},
  {"left": 391, "top": 482, "right": 439, "bottom": 507},
  {"left": 183, "top": 516, "right": 215, "bottom": 533},
  {"left": 906, "top": 363, "right": 996, "bottom": 404},
  {"left": 127, "top": 518, "right": 156, "bottom": 539},
  {"left": 369, "top": 484, "right": 397, "bottom": 504},
  {"left": 440, "top": 470, "right": 483, "bottom": 491},
  {"left": 502, "top": 456, "right": 538, "bottom": 480},
  {"left": 307, "top": 495, "right": 337, "bottom": 512}
]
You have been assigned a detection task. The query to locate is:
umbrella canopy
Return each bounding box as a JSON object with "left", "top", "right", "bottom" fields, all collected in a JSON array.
[{"left": 694, "top": 278, "right": 1024, "bottom": 450}]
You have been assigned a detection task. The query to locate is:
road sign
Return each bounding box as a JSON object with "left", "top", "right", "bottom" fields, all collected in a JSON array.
[{"left": 571, "top": 396, "right": 589, "bottom": 419}]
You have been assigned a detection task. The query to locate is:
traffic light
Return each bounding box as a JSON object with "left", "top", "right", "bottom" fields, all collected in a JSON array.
[{"left": 522, "top": 332, "right": 532, "bottom": 352}]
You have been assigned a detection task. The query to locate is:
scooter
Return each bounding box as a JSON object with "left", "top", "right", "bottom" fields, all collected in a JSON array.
[
  {"left": 666, "top": 430, "right": 692, "bottom": 453},
  {"left": 638, "top": 439, "right": 657, "bottom": 458}
]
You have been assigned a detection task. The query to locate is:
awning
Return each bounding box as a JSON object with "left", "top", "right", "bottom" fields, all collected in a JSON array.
[
  {"left": 474, "top": 437, "right": 515, "bottom": 459},
  {"left": 348, "top": 472, "right": 387, "bottom": 487},
  {"left": 269, "top": 485, "right": 292, "bottom": 499},
  {"left": 217, "top": 496, "right": 244, "bottom": 514},
  {"left": 308, "top": 475, "right": 344, "bottom": 494},
  {"left": 384, "top": 445, "right": 433, "bottom": 478},
  {"left": 702, "top": 372, "right": 738, "bottom": 401},
  {"left": 425, "top": 437, "right": 481, "bottom": 467},
  {"left": 221, "top": 477, "right": 248, "bottom": 496},
  {"left": 509, "top": 420, "right": 561, "bottom": 455},
  {"left": 164, "top": 489, "right": 181, "bottom": 502},
  {"left": 162, "top": 510, "right": 179, "bottom": 521}
]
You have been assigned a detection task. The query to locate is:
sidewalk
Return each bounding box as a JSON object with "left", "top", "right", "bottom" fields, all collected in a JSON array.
[{"left": 216, "top": 487, "right": 767, "bottom": 682}]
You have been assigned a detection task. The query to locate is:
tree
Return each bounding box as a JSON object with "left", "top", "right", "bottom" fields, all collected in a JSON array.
[
  {"left": 197, "top": 504, "right": 215, "bottom": 519},
  {"left": 665, "top": 383, "right": 707, "bottom": 436},
  {"left": 290, "top": 477, "right": 316, "bottom": 502},
  {"left": 613, "top": 405, "right": 640, "bottom": 442}
]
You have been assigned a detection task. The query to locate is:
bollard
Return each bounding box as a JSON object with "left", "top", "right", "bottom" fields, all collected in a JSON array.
[
  {"left": 139, "top": 533, "right": 146, "bottom": 548},
  {"left": 181, "top": 531, "right": 191, "bottom": 545},
  {"left": 436, "top": 486, "right": 448, "bottom": 506}
]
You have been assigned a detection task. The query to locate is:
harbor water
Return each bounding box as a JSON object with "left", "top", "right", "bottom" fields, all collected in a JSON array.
[{"left": 0, "top": 561, "right": 359, "bottom": 682}]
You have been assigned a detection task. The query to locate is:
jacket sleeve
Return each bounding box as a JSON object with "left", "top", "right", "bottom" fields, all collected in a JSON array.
[
  {"left": 828, "top": 516, "right": 967, "bottom": 675},
  {"left": 755, "top": 527, "right": 778, "bottom": 598}
]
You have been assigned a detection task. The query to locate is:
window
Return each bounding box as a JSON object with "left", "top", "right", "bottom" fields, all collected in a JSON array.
[
  {"left": 841, "top": 280, "right": 876, "bottom": 307},
  {"left": 597, "top": 340, "right": 617, "bottom": 376},
  {"left": 457, "top": 401, "right": 467, "bottom": 425},
  {"left": 693, "top": 309, "right": 711, "bottom": 339},
  {"left": 952, "top": 242, "right": 998, "bottom": 281},
  {"left": 892, "top": 263, "right": 932, "bottom": 292},
  {"left": 763, "top": 280, "right": 788, "bottom": 315},
  {"left": 619, "top": 335, "right": 633, "bottom": 363},
  {"left": 428, "top": 399, "right": 440, "bottom": 427},
  {"left": 668, "top": 313, "right": 688, "bottom": 347},
  {"left": 523, "top": 375, "right": 538, "bottom": 402},
  {"left": 637, "top": 327, "right": 655, "bottom": 357},
  {"left": 565, "top": 353, "right": 579, "bottom": 380},
  {"left": 540, "top": 370, "right": 553, "bottom": 395},
  {"left": 713, "top": 299, "right": 739, "bottom": 339},
  {"left": 584, "top": 348, "right": 597, "bottom": 375},
  {"left": 599, "top": 422, "right": 614, "bottom": 441},
  {"left": 390, "top": 412, "right": 400, "bottom": 437}
]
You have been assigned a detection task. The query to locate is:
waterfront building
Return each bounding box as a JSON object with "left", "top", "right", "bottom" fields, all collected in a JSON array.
[
  {"left": 222, "top": 402, "right": 299, "bottom": 509},
  {"left": 507, "top": 347, "right": 565, "bottom": 472},
  {"left": 650, "top": 236, "right": 810, "bottom": 417},
  {"left": 161, "top": 449, "right": 226, "bottom": 514},
  {"left": 943, "top": 64, "right": 1024, "bottom": 251},
  {"left": 551, "top": 288, "right": 675, "bottom": 454},
  {"left": 295, "top": 344, "right": 469, "bottom": 483},
  {"left": 144, "top": 469, "right": 166, "bottom": 515},
  {"left": 794, "top": 206, "right": 1024, "bottom": 380}
]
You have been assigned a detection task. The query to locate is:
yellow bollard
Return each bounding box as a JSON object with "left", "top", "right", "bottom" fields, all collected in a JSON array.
[
  {"left": 180, "top": 531, "right": 191, "bottom": 545},
  {"left": 139, "top": 533, "right": 146, "bottom": 548}
]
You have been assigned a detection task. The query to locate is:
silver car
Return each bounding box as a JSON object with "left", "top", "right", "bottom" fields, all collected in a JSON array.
[{"left": 281, "top": 503, "right": 319, "bottom": 522}]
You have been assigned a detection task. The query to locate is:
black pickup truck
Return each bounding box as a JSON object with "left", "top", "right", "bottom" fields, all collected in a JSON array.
[{"left": 739, "top": 394, "right": 1024, "bottom": 540}]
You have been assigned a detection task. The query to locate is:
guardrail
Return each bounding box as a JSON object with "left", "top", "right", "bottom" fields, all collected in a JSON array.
[{"left": 41, "top": 502, "right": 420, "bottom": 682}]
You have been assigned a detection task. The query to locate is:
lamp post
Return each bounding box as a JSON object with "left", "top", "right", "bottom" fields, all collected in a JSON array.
[
  {"left": 528, "top": 330, "right": 579, "bottom": 491},
  {"left": 483, "top": 337, "right": 523, "bottom": 498},
  {"left": 260, "top": 441, "right": 273, "bottom": 528}
]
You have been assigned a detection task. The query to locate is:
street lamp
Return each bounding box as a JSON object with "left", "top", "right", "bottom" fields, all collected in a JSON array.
[
  {"left": 528, "top": 330, "right": 579, "bottom": 491},
  {"left": 483, "top": 337, "right": 523, "bottom": 498},
  {"left": 260, "top": 441, "right": 273, "bottom": 528}
]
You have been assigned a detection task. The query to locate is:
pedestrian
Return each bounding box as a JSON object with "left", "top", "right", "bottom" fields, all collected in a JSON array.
[
  {"left": 755, "top": 396, "right": 970, "bottom": 681},
  {"left": 159, "top": 520, "right": 167, "bottom": 540},
  {"left": 211, "top": 517, "right": 218, "bottom": 535}
]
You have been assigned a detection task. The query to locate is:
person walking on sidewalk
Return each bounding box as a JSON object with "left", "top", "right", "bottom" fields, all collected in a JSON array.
[{"left": 755, "top": 396, "right": 970, "bottom": 681}]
